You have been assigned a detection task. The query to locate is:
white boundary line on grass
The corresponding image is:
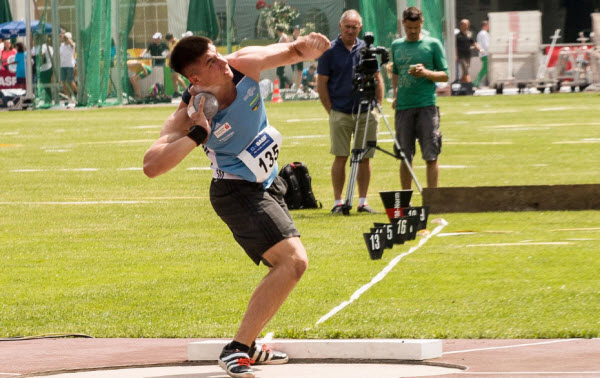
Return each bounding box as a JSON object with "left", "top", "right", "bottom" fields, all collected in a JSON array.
[
  {"left": 443, "top": 339, "right": 581, "bottom": 355},
  {"left": 460, "top": 372, "right": 600, "bottom": 375},
  {"left": 315, "top": 219, "right": 449, "bottom": 326}
]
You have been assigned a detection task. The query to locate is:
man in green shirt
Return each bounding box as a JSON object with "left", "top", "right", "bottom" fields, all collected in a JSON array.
[{"left": 391, "top": 7, "right": 448, "bottom": 190}]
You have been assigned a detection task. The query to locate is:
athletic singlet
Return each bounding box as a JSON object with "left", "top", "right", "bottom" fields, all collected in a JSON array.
[{"left": 182, "top": 67, "right": 280, "bottom": 189}]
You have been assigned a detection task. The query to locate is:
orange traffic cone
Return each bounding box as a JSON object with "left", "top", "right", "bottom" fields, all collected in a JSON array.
[{"left": 271, "top": 78, "right": 283, "bottom": 103}]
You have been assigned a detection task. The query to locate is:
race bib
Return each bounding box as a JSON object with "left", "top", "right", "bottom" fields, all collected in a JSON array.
[{"left": 237, "top": 125, "right": 282, "bottom": 182}]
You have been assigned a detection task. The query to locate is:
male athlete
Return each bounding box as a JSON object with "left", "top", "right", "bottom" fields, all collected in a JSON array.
[{"left": 143, "top": 33, "right": 329, "bottom": 378}]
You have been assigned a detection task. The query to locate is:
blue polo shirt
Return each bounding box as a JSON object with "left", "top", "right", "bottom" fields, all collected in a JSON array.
[{"left": 318, "top": 35, "right": 373, "bottom": 114}]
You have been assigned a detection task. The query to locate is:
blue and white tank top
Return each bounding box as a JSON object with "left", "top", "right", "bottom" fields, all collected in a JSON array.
[{"left": 182, "top": 67, "right": 280, "bottom": 189}]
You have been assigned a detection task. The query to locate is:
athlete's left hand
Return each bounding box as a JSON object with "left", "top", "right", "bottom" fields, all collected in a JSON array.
[{"left": 295, "top": 33, "right": 330, "bottom": 60}]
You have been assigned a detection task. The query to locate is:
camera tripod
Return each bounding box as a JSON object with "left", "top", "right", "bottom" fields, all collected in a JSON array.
[{"left": 341, "top": 96, "right": 423, "bottom": 216}]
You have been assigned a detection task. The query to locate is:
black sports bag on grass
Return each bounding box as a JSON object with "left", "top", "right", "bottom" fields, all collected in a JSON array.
[{"left": 278, "top": 162, "right": 322, "bottom": 210}]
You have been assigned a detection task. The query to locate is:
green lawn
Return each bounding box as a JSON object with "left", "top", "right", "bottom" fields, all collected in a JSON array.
[{"left": 0, "top": 93, "right": 599, "bottom": 339}]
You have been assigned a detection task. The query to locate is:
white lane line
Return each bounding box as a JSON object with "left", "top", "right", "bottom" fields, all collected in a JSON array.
[
  {"left": 186, "top": 167, "right": 212, "bottom": 170},
  {"left": 0, "top": 201, "right": 149, "bottom": 205},
  {"left": 117, "top": 167, "right": 143, "bottom": 171},
  {"left": 553, "top": 140, "right": 600, "bottom": 144},
  {"left": 81, "top": 139, "right": 155, "bottom": 145},
  {"left": 465, "top": 110, "right": 519, "bottom": 114},
  {"left": 538, "top": 106, "right": 570, "bottom": 111},
  {"left": 550, "top": 228, "right": 600, "bottom": 232},
  {"left": 437, "top": 232, "right": 477, "bottom": 237},
  {"left": 287, "top": 134, "right": 329, "bottom": 139},
  {"left": 438, "top": 165, "right": 469, "bottom": 169},
  {"left": 377, "top": 138, "right": 511, "bottom": 145},
  {"left": 10, "top": 168, "right": 99, "bottom": 172},
  {"left": 460, "top": 372, "right": 600, "bottom": 375},
  {"left": 488, "top": 122, "right": 600, "bottom": 129},
  {"left": 466, "top": 242, "right": 571, "bottom": 247},
  {"left": 444, "top": 339, "right": 582, "bottom": 355},
  {"left": 315, "top": 219, "right": 448, "bottom": 326},
  {"left": 286, "top": 118, "right": 329, "bottom": 122}
]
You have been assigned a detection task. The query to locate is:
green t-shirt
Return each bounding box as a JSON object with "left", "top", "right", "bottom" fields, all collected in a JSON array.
[{"left": 391, "top": 36, "right": 448, "bottom": 110}]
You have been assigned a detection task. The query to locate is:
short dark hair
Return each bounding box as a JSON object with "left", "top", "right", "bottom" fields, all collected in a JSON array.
[
  {"left": 169, "top": 36, "right": 212, "bottom": 77},
  {"left": 402, "top": 6, "right": 423, "bottom": 22},
  {"left": 165, "top": 33, "right": 174, "bottom": 41}
]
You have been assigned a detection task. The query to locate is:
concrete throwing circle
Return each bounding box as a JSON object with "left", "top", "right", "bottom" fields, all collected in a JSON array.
[{"left": 40, "top": 363, "right": 463, "bottom": 377}]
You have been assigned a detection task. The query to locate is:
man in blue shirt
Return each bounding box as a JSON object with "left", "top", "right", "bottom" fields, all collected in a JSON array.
[{"left": 317, "top": 9, "right": 384, "bottom": 214}]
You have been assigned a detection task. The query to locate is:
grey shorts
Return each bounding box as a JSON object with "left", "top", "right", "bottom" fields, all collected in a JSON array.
[
  {"left": 60, "top": 67, "right": 74, "bottom": 82},
  {"left": 395, "top": 105, "right": 442, "bottom": 163},
  {"left": 209, "top": 176, "right": 300, "bottom": 266},
  {"left": 329, "top": 109, "right": 379, "bottom": 158}
]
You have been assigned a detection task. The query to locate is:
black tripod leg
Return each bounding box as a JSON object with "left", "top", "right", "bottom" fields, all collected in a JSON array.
[{"left": 342, "top": 101, "right": 373, "bottom": 215}]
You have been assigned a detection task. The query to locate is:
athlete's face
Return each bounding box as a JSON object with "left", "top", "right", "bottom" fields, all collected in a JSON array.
[
  {"left": 402, "top": 19, "right": 423, "bottom": 42},
  {"left": 186, "top": 44, "right": 233, "bottom": 89}
]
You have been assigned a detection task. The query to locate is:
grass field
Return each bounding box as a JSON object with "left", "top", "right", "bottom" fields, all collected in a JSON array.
[{"left": 1, "top": 93, "right": 599, "bottom": 339}]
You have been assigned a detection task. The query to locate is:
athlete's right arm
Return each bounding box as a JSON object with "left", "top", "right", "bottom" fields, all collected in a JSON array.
[{"left": 143, "top": 95, "right": 209, "bottom": 178}]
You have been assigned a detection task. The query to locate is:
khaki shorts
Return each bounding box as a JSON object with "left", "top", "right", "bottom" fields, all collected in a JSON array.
[{"left": 329, "top": 109, "right": 379, "bottom": 158}]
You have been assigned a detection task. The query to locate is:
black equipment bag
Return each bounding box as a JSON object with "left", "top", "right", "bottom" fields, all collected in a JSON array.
[{"left": 278, "top": 162, "right": 322, "bottom": 210}]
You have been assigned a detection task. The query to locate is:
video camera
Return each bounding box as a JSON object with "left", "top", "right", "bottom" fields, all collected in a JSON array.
[{"left": 352, "top": 32, "right": 390, "bottom": 97}]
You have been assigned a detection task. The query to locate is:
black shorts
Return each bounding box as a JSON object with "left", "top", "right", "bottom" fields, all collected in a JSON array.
[{"left": 209, "top": 176, "right": 300, "bottom": 266}]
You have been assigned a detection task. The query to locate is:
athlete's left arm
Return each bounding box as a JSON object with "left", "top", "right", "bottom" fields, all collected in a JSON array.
[{"left": 227, "top": 33, "right": 330, "bottom": 82}]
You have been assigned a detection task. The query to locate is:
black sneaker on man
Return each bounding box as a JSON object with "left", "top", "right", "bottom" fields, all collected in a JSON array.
[
  {"left": 218, "top": 347, "right": 255, "bottom": 378},
  {"left": 248, "top": 343, "right": 289, "bottom": 365},
  {"left": 331, "top": 204, "right": 343, "bottom": 215},
  {"left": 357, "top": 204, "right": 376, "bottom": 213}
]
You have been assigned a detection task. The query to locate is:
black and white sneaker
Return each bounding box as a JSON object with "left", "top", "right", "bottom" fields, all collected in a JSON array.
[
  {"left": 249, "top": 343, "right": 289, "bottom": 365},
  {"left": 218, "top": 348, "right": 255, "bottom": 378}
]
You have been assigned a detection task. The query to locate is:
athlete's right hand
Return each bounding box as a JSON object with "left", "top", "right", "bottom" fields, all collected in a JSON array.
[{"left": 187, "top": 95, "right": 211, "bottom": 143}]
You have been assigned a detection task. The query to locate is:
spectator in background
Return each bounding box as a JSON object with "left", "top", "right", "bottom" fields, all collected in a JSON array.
[
  {"left": 456, "top": 19, "right": 482, "bottom": 83},
  {"left": 38, "top": 36, "right": 54, "bottom": 102},
  {"left": 127, "top": 59, "right": 152, "bottom": 99},
  {"left": 60, "top": 31, "right": 77, "bottom": 97},
  {"left": 275, "top": 25, "right": 291, "bottom": 88},
  {"left": 13, "top": 42, "right": 26, "bottom": 89},
  {"left": 317, "top": 9, "right": 383, "bottom": 214},
  {"left": 1, "top": 39, "right": 16, "bottom": 72},
  {"left": 142, "top": 32, "right": 168, "bottom": 67},
  {"left": 291, "top": 25, "right": 303, "bottom": 89},
  {"left": 300, "top": 64, "right": 317, "bottom": 91},
  {"left": 165, "top": 33, "right": 186, "bottom": 97},
  {"left": 391, "top": 7, "right": 448, "bottom": 190},
  {"left": 473, "top": 20, "right": 489, "bottom": 88}
]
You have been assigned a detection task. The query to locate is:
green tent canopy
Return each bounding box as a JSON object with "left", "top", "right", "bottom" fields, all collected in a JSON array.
[
  {"left": 187, "top": 0, "right": 219, "bottom": 40},
  {"left": 0, "top": 0, "right": 13, "bottom": 24}
]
